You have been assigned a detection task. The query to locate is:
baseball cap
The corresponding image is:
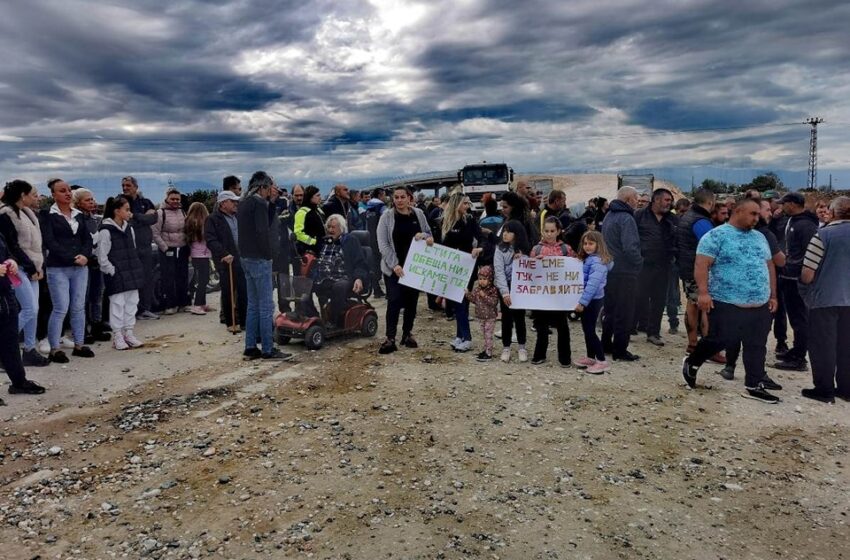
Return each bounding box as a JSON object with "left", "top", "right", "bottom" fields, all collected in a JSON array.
[
  {"left": 217, "top": 190, "right": 240, "bottom": 204},
  {"left": 778, "top": 192, "right": 805, "bottom": 206}
]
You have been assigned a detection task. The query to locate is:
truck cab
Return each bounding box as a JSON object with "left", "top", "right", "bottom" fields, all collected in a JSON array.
[{"left": 458, "top": 162, "right": 513, "bottom": 212}]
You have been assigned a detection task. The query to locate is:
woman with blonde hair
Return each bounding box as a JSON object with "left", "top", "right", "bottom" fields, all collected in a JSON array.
[
  {"left": 73, "top": 187, "right": 111, "bottom": 343},
  {"left": 185, "top": 201, "right": 213, "bottom": 315},
  {"left": 574, "top": 230, "right": 613, "bottom": 374},
  {"left": 440, "top": 191, "right": 484, "bottom": 352}
]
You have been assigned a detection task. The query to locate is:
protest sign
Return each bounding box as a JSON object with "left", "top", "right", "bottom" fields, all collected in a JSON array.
[
  {"left": 510, "top": 256, "right": 584, "bottom": 310},
  {"left": 400, "top": 239, "right": 476, "bottom": 303}
]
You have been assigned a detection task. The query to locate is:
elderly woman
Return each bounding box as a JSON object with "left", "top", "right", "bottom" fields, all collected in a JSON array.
[
  {"left": 151, "top": 187, "right": 188, "bottom": 314},
  {"left": 0, "top": 180, "right": 49, "bottom": 367},
  {"left": 310, "top": 214, "right": 370, "bottom": 325},
  {"left": 73, "top": 187, "right": 111, "bottom": 342},
  {"left": 40, "top": 178, "right": 94, "bottom": 362}
]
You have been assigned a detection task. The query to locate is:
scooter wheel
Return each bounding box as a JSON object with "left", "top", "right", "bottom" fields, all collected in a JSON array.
[
  {"left": 304, "top": 325, "right": 325, "bottom": 350},
  {"left": 361, "top": 314, "right": 378, "bottom": 337}
]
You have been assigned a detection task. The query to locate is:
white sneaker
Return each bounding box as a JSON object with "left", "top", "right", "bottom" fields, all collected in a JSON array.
[
  {"left": 38, "top": 339, "right": 51, "bottom": 354},
  {"left": 113, "top": 331, "right": 129, "bottom": 351},
  {"left": 61, "top": 336, "right": 75, "bottom": 349},
  {"left": 189, "top": 306, "right": 207, "bottom": 315},
  {"left": 123, "top": 330, "right": 144, "bottom": 348},
  {"left": 163, "top": 307, "right": 178, "bottom": 315},
  {"left": 454, "top": 339, "right": 472, "bottom": 352},
  {"left": 518, "top": 348, "right": 529, "bottom": 363},
  {"left": 500, "top": 348, "right": 511, "bottom": 363},
  {"left": 449, "top": 336, "right": 462, "bottom": 349}
]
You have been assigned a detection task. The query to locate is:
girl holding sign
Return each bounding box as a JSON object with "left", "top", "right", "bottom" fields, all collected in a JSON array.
[
  {"left": 494, "top": 220, "right": 531, "bottom": 363},
  {"left": 529, "top": 217, "right": 574, "bottom": 367},
  {"left": 376, "top": 186, "right": 432, "bottom": 355},
  {"left": 441, "top": 192, "right": 484, "bottom": 352},
  {"left": 575, "top": 231, "right": 612, "bottom": 374}
]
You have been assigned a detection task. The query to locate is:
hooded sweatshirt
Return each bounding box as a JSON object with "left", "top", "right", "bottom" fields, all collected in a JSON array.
[{"left": 467, "top": 265, "right": 499, "bottom": 320}]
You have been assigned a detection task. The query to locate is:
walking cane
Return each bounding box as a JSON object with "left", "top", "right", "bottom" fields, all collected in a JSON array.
[{"left": 227, "top": 260, "right": 239, "bottom": 334}]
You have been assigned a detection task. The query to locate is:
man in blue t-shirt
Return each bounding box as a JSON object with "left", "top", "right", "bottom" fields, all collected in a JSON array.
[{"left": 681, "top": 198, "right": 781, "bottom": 403}]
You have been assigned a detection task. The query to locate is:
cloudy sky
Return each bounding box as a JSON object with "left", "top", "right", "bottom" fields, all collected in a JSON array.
[{"left": 1, "top": 0, "right": 849, "bottom": 193}]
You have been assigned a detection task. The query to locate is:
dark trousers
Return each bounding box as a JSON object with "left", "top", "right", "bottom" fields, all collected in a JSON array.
[
  {"left": 448, "top": 298, "right": 471, "bottom": 341},
  {"left": 426, "top": 293, "right": 441, "bottom": 311},
  {"left": 666, "top": 264, "right": 681, "bottom": 329},
  {"left": 581, "top": 298, "right": 605, "bottom": 361},
  {"left": 86, "top": 266, "right": 104, "bottom": 324},
  {"left": 36, "top": 275, "right": 52, "bottom": 340},
  {"left": 601, "top": 274, "right": 638, "bottom": 357},
  {"left": 315, "top": 278, "right": 354, "bottom": 325},
  {"left": 808, "top": 306, "right": 850, "bottom": 398},
  {"left": 780, "top": 277, "right": 809, "bottom": 360},
  {"left": 500, "top": 299, "right": 526, "bottom": 347},
  {"left": 0, "top": 296, "right": 27, "bottom": 386},
  {"left": 159, "top": 247, "right": 190, "bottom": 309},
  {"left": 384, "top": 273, "right": 419, "bottom": 339},
  {"left": 690, "top": 302, "right": 772, "bottom": 388},
  {"left": 218, "top": 262, "right": 247, "bottom": 328},
  {"left": 192, "top": 257, "right": 210, "bottom": 306},
  {"left": 773, "top": 281, "right": 788, "bottom": 344},
  {"left": 533, "top": 310, "right": 571, "bottom": 364},
  {"left": 137, "top": 246, "right": 155, "bottom": 313},
  {"left": 635, "top": 264, "right": 670, "bottom": 337},
  {"left": 371, "top": 253, "right": 384, "bottom": 296}
]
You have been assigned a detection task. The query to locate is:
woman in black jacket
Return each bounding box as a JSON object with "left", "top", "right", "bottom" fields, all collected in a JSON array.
[
  {"left": 40, "top": 179, "right": 94, "bottom": 363},
  {"left": 440, "top": 192, "right": 484, "bottom": 352}
]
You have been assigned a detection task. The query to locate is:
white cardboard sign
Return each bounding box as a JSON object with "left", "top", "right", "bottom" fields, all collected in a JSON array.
[
  {"left": 399, "top": 239, "right": 476, "bottom": 303},
  {"left": 510, "top": 256, "right": 584, "bottom": 310}
]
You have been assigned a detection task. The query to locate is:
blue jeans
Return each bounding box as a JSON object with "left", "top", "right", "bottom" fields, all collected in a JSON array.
[
  {"left": 47, "top": 266, "right": 89, "bottom": 349},
  {"left": 242, "top": 258, "right": 274, "bottom": 354},
  {"left": 14, "top": 274, "right": 39, "bottom": 350},
  {"left": 449, "top": 298, "right": 472, "bottom": 341}
]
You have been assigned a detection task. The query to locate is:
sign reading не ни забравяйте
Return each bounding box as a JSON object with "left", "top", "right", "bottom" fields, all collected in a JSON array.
[
  {"left": 400, "top": 239, "right": 476, "bottom": 303},
  {"left": 510, "top": 256, "right": 584, "bottom": 310}
]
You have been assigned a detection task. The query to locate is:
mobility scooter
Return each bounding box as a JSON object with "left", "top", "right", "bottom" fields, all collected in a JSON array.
[{"left": 274, "top": 230, "right": 378, "bottom": 350}]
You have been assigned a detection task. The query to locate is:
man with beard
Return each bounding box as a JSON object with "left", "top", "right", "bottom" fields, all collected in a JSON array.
[
  {"left": 681, "top": 198, "right": 780, "bottom": 403},
  {"left": 633, "top": 188, "right": 675, "bottom": 346}
]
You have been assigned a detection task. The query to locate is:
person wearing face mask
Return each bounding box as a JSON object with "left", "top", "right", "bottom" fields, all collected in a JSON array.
[{"left": 151, "top": 187, "right": 189, "bottom": 315}]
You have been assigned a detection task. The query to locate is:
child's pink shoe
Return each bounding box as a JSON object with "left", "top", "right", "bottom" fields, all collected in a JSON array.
[
  {"left": 586, "top": 360, "right": 611, "bottom": 374},
  {"left": 574, "top": 357, "right": 596, "bottom": 369}
]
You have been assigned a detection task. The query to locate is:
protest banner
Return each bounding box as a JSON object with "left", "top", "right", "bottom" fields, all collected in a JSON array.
[
  {"left": 400, "top": 239, "right": 476, "bottom": 303},
  {"left": 510, "top": 256, "right": 584, "bottom": 310}
]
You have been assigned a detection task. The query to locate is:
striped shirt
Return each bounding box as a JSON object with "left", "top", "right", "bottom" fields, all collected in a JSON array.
[{"left": 803, "top": 219, "right": 849, "bottom": 272}]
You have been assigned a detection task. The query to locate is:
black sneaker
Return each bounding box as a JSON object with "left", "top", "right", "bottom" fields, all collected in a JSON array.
[
  {"left": 773, "top": 359, "right": 808, "bottom": 372},
  {"left": 717, "top": 365, "right": 735, "bottom": 381},
  {"left": 401, "top": 334, "right": 418, "bottom": 349},
  {"left": 242, "top": 347, "right": 262, "bottom": 360},
  {"left": 760, "top": 375, "right": 783, "bottom": 391},
  {"left": 72, "top": 346, "right": 95, "bottom": 358},
  {"left": 531, "top": 358, "right": 546, "bottom": 365},
  {"left": 668, "top": 325, "right": 679, "bottom": 335},
  {"left": 261, "top": 349, "right": 294, "bottom": 361},
  {"left": 21, "top": 349, "right": 50, "bottom": 368},
  {"left": 835, "top": 392, "right": 850, "bottom": 402},
  {"left": 476, "top": 351, "right": 492, "bottom": 362},
  {"left": 49, "top": 351, "right": 69, "bottom": 364},
  {"left": 378, "top": 339, "right": 397, "bottom": 355},
  {"left": 774, "top": 341, "right": 790, "bottom": 356},
  {"left": 801, "top": 388, "right": 835, "bottom": 404},
  {"left": 613, "top": 351, "right": 640, "bottom": 362},
  {"left": 743, "top": 384, "right": 780, "bottom": 403},
  {"left": 681, "top": 357, "right": 697, "bottom": 388},
  {"left": 8, "top": 380, "right": 46, "bottom": 395}
]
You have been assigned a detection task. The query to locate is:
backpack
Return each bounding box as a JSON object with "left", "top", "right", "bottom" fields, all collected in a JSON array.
[{"left": 531, "top": 243, "right": 570, "bottom": 257}]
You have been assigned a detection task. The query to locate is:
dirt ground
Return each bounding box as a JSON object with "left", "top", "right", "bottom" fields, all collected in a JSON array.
[{"left": 1, "top": 292, "right": 848, "bottom": 560}]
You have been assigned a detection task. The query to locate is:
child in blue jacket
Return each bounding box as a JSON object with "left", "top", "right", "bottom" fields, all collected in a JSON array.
[{"left": 574, "top": 231, "right": 613, "bottom": 374}]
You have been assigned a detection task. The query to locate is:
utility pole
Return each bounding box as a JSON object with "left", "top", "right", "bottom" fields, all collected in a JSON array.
[{"left": 806, "top": 117, "right": 824, "bottom": 190}]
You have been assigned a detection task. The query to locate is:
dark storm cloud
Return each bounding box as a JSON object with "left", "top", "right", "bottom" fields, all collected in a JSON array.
[{"left": 1, "top": 0, "right": 849, "bottom": 178}]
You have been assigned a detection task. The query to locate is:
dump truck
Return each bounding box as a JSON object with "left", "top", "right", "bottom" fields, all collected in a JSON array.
[{"left": 458, "top": 162, "right": 514, "bottom": 211}]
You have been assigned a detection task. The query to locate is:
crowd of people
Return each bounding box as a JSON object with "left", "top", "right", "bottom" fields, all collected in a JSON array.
[{"left": 1, "top": 174, "right": 848, "bottom": 408}]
